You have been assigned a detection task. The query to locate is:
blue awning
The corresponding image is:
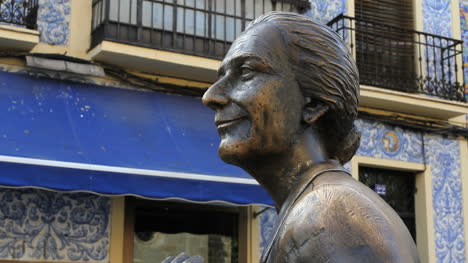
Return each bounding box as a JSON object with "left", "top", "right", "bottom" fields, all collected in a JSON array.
[{"left": 0, "top": 71, "right": 273, "bottom": 206}]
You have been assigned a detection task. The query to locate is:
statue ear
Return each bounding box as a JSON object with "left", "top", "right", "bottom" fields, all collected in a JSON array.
[{"left": 302, "top": 103, "right": 329, "bottom": 124}]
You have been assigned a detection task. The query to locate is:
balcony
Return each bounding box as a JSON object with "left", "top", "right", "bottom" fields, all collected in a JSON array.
[
  {"left": 0, "top": 0, "right": 39, "bottom": 51},
  {"left": 327, "top": 14, "right": 465, "bottom": 102},
  {"left": 89, "top": 1, "right": 465, "bottom": 105},
  {"left": 0, "top": 0, "right": 38, "bottom": 29},
  {"left": 90, "top": 0, "right": 310, "bottom": 60}
]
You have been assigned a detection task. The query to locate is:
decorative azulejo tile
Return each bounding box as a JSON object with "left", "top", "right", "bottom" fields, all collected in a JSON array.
[
  {"left": 306, "top": 0, "right": 346, "bottom": 24},
  {"left": 423, "top": 0, "right": 452, "bottom": 37},
  {"left": 423, "top": 134, "right": 465, "bottom": 263},
  {"left": 259, "top": 206, "right": 277, "bottom": 255},
  {"left": 423, "top": 0, "right": 453, "bottom": 85},
  {"left": 355, "top": 119, "right": 424, "bottom": 163},
  {"left": 0, "top": 188, "right": 110, "bottom": 262},
  {"left": 37, "top": 0, "right": 70, "bottom": 45}
]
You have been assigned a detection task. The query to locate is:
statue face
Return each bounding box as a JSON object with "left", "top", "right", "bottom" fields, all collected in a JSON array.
[{"left": 202, "top": 23, "right": 305, "bottom": 165}]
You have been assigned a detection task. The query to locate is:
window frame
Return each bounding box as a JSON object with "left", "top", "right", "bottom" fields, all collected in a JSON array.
[{"left": 109, "top": 197, "right": 260, "bottom": 263}]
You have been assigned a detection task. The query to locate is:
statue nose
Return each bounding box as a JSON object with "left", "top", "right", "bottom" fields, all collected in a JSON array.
[{"left": 202, "top": 80, "right": 229, "bottom": 110}]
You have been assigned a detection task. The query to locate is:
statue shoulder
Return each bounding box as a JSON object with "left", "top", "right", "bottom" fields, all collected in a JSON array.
[
  {"left": 283, "top": 182, "right": 396, "bottom": 242},
  {"left": 275, "top": 182, "right": 418, "bottom": 262}
]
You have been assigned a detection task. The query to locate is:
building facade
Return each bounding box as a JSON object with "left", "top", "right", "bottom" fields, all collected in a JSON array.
[{"left": 0, "top": 0, "right": 467, "bottom": 263}]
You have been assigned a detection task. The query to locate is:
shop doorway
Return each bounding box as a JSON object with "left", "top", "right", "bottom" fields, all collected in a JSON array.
[{"left": 359, "top": 166, "right": 417, "bottom": 242}]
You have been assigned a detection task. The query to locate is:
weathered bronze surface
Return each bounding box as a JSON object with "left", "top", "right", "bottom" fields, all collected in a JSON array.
[{"left": 201, "top": 11, "right": 421, "bottom": 263}]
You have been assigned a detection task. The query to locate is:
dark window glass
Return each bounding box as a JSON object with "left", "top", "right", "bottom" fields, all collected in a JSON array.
[
  {"left": 91, "top": 0, "right": 310, "bottom": 59},
  {"left": 354, "top": 0, "right": 416, "bottom": 92},
  {"left": 133, "top": 200, "right": 239, "bottom": 263},
  {"left": 359, "top": 167, "right": 416, "bottom": 242}
]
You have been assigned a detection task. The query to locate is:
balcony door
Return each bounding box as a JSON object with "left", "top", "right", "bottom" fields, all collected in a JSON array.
[{"left": 355, "top": 0, "right": 416, "bottom": 93}]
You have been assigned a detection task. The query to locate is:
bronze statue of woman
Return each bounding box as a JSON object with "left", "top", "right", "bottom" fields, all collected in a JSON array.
[{"left": 166, "top": 12, "right": 421, "bottom": 263}]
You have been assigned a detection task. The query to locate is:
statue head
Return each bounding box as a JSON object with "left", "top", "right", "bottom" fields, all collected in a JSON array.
[{"left": 203, "top": 12, "right": 360, "bottom": 168}]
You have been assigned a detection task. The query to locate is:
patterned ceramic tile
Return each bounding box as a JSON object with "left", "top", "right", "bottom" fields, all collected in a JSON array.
[
  {"left": 423, "top": 0, "right": 452, "bottom": 37},
  {"left": 37, "top": 0, "right": 70, "bottom": 45},
  {"left": 356, "top": 119, "right": 424, "bottom": 163},
  {"left": 258, "top": 207, "right": 277, "bottom": 255},
  {"left": 424, "top": 134, "right": 465, "bottom": 263},
  {"left": 423, "top": 0, "right": 453, "bottom": 86},
  {"left": 305, "top": 0, "right": 346, "bottom": 24},
  {"left": 0, "top": 188, "right": 110, "bottom": 262}
]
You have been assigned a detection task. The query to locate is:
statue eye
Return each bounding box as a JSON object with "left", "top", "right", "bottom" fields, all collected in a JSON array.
[{"left": 240, "top": 65, "right": 254, "bottom": 80}]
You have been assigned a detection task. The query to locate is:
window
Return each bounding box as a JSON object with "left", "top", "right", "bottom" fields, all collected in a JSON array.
[
  {"left": 132, "top": 199, "right": 239, "bottom": 263},
  {"left": 355, "top": 0, "right": 416, "bottom": 92},
  {"left": 359, "top": 166, "right": 416, "bottom": 241},
  {"left": 91, "top": 0, "right": 310, "bottom": 58},
  {"left": 327, "top": 1, "right": 464, "bottom": 101},
  {"left": 104, "top": 0, "right": 304, "bottom": 40}
]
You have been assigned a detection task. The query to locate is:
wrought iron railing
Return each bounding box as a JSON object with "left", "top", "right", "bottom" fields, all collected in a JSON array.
[
  {"left": 0, "top": 0, "right": 38, "bottom": 29},
  {"left": 91, "top": 0, "right": 310, "bottom": 59},
  {"left": 327, "top": 14, "right": 465, "bottom": 102}
]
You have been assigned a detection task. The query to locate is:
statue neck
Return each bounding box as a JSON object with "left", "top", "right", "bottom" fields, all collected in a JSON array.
[{"left": 242, "top": 128, "right": 328, "bottom": 210}]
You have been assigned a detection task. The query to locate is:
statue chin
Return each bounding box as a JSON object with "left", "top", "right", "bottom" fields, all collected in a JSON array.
[
  {"left": 218, "top": 135, "right": 293, "bottom": 168},
  {"left": 218, "top": 144, "right": 244, "bottom": 166},
  {"left": 218, "top": 139, "right": 259, "bottom": 167}
]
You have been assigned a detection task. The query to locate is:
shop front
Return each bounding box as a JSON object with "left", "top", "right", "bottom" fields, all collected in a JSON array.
[{"left": 0, "top": 70, "right": 270, "bottom": 262}]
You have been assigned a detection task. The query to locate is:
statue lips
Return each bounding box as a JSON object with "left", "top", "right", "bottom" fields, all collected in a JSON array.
[
  {"left": 214, "top": 103, "right": 249, "bottom": 134},
  {"left": 215, "top": 115, "right": 248, "bottom": 133}
]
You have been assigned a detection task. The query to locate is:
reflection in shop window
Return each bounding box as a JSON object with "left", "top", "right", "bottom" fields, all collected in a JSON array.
[
  {"left": 133, "top": 200, "right": 239, "bottom": 263},
  {"left": 134, "top": 232, "right": 234, "bottom": 263}
]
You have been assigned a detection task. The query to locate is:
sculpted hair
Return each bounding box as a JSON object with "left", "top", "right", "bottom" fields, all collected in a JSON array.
[{"left": 246, "top": 12, "right": 361, "bottom": 164}]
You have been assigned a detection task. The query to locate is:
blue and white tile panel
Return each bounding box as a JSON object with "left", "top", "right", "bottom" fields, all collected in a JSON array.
[
  {"left": 306, "top": 0, "right": 347, "bottom": 24},
  {"left": 0, "top": 188, "right": 110, "bottom": 262},
  {"left": 423, "top": 0, "right": 454, "bottom": 83},
  {"left": 423, "top": 0, "right": 453, "bottom": 37},
  {"left": 424, "top": 134, "right": 465, "bottom": 263},
  {"left": 356, "top": 119, "right": 425, "bottom": 163},
  {"left": 37, "top": 0, "right": 70, "bottom": 45}
]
